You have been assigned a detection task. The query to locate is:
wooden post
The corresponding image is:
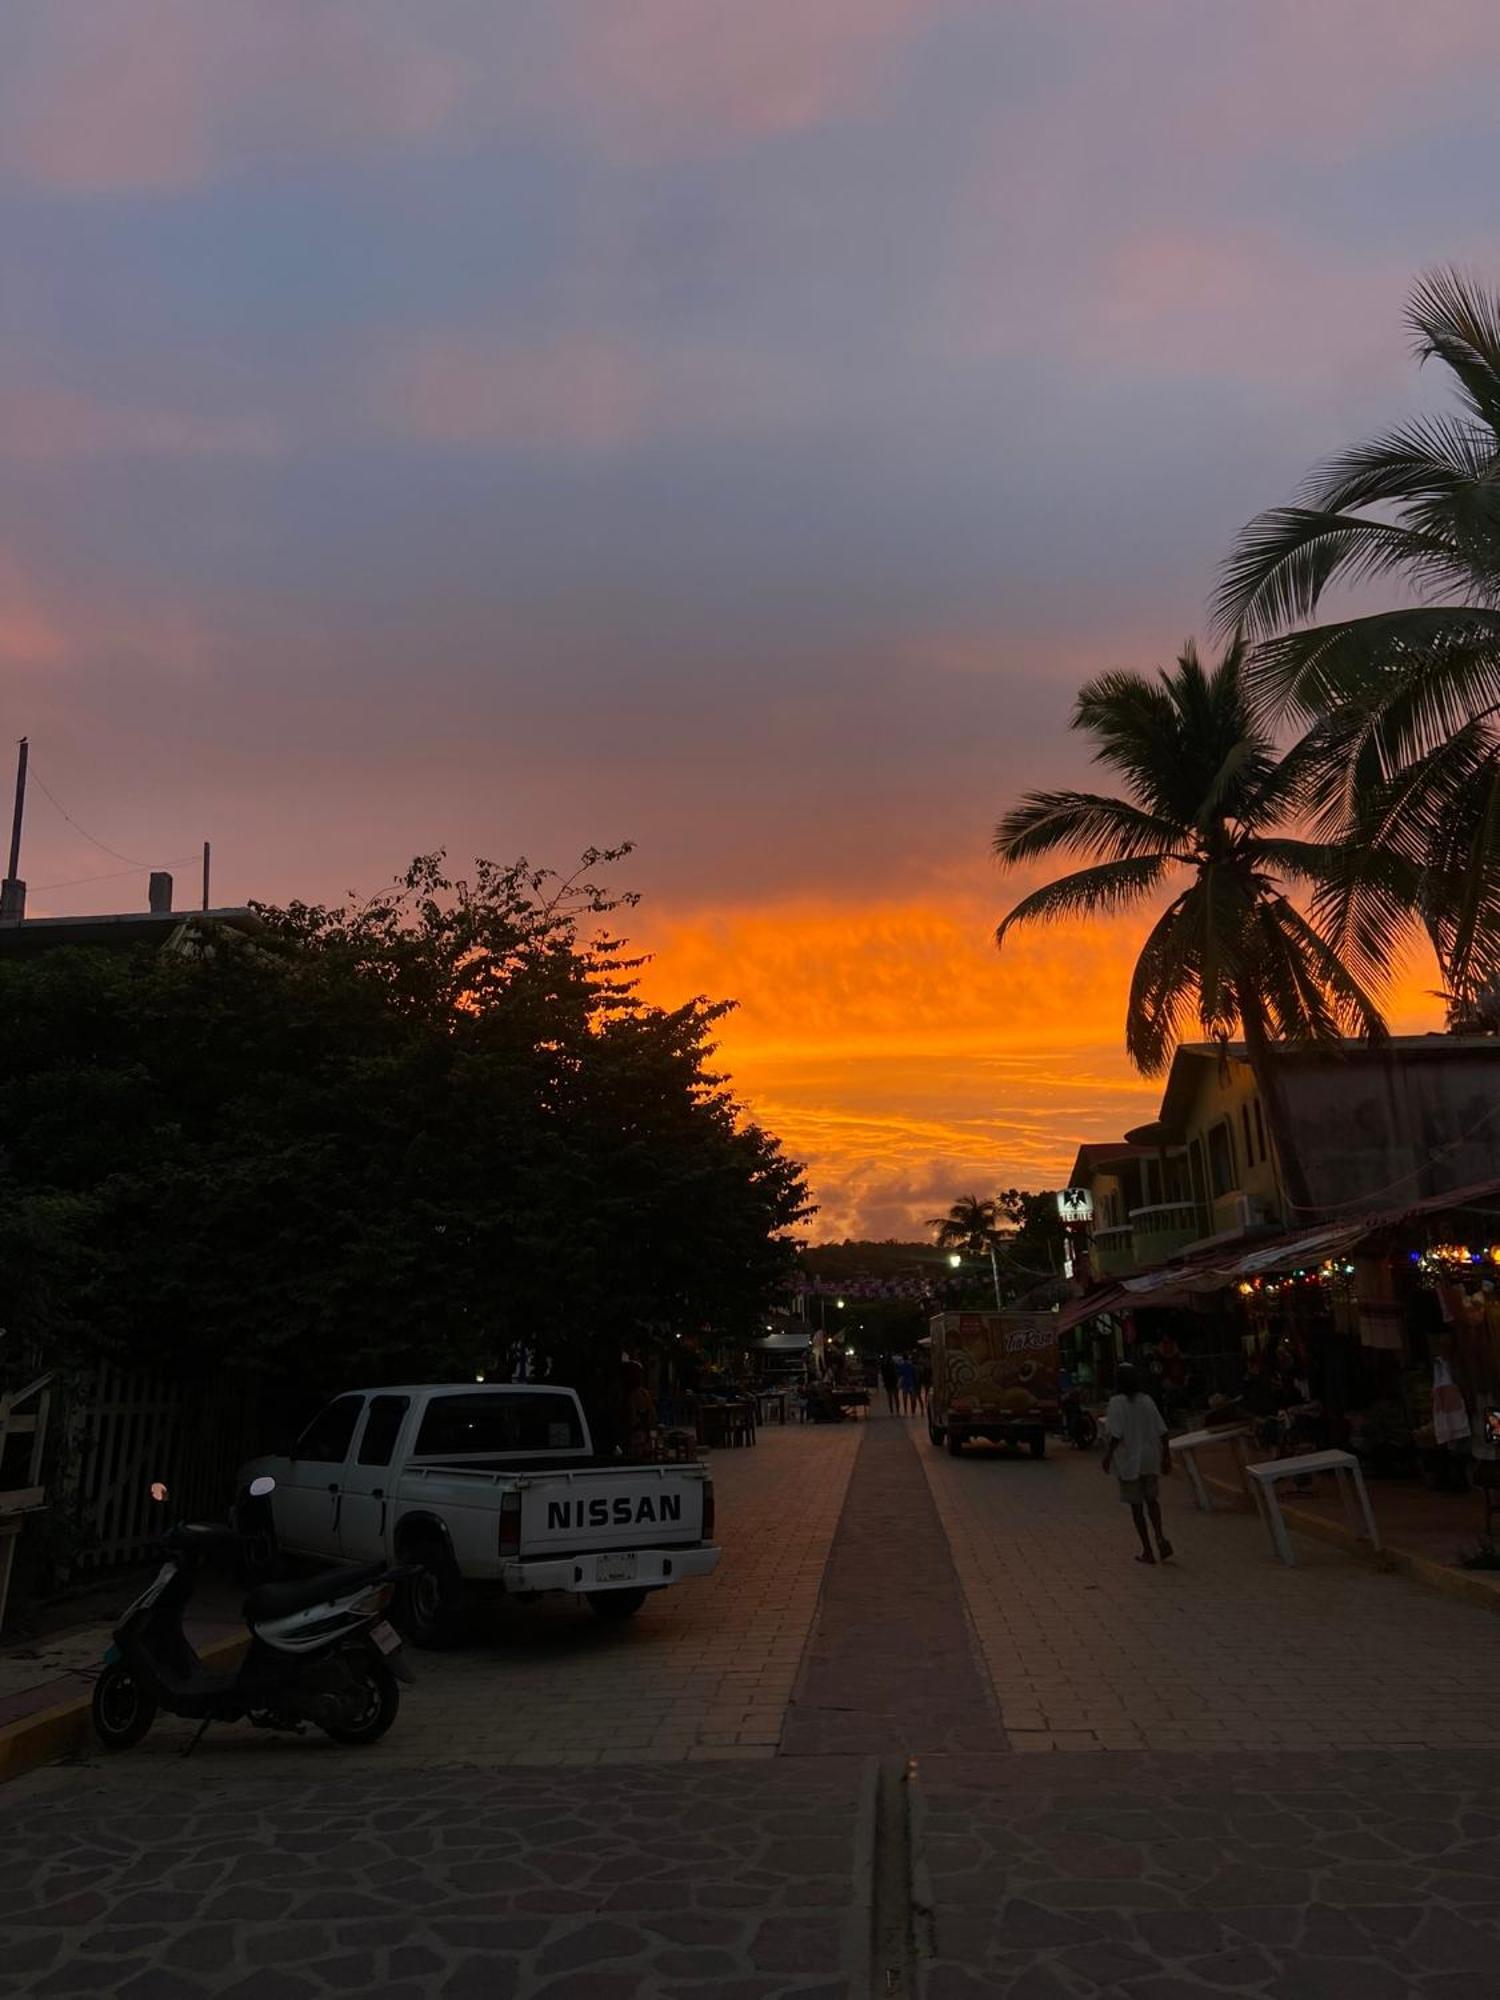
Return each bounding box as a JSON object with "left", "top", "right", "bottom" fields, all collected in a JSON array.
[{"left": 202, "top": 840, "right": 211, "bottom": 912}]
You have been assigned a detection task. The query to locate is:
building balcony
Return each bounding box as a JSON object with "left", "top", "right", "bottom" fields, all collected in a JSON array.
[
  {"left": 1128, "top": 1200, "right": 1205, "bottom": 1265},
  {"left": 1090, "top": 1223, "right": 1137, "bottom": 1277}
]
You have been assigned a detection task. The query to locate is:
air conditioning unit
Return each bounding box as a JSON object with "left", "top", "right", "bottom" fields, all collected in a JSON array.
[{"left": 1233, "top": 1194, "right": 1272, "bottom": 1232}]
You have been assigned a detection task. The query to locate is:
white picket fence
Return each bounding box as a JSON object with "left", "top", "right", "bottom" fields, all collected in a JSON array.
[{"left": 67, "top": 1366, "right": 262, "bottom": 1570}]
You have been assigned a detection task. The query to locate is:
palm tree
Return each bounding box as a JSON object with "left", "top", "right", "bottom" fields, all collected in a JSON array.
[
  {"left": 928, "top": 1194, "right": 1000, "bottom": 1258},
  {"left": 993, "top": 642, "right": 1386, "bottom": 1220},
  {"left": 1216, "top": 267, "right": 1500, "bottom": 1010}
]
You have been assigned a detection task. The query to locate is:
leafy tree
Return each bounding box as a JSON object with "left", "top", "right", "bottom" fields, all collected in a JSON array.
[
  {"left": 1217, "top": 268, "right": 1500, "bottom": 1012},
  {"left": 0, "top": 851, "right": 811, "bottom": 1451},
  {"left": 993, "top": 643, "right": 1386, "bottom": 1218}
]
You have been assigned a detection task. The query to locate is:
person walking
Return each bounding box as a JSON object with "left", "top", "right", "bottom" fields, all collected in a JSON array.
[
  {"left": 880, "top": 1354, "right": 900, "bottom": 1415},
  {"left": 896, "top": 1354, "right": 918, "bottom": 1416},
  {"left": 1102, "top": 1363, "right": 1173, "bottom": 1564}
]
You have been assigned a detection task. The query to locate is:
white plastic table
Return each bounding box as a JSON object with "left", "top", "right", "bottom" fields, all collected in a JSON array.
[
  {"left": 1244, "top": 1448, "right": 1381, "bottom": 1566},
  {"left": 1168, "top": 1424, "right": 1252, "bottom": 1512}
]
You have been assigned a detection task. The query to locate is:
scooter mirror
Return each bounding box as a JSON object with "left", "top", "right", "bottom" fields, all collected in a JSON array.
[
  {"left": 149, "top": 1481, "right": 169, "bottom": 1503},
  {"left": 247, "top": 1475, "right": 277, "bottom": 1498}
]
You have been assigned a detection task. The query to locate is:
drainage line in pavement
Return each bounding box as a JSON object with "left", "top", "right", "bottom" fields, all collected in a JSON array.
[{"left": 868, "top": 1754, "right": 923, "bottom": 1997}]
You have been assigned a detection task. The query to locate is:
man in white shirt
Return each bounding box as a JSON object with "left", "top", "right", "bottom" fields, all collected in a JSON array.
[{"left": 1102, "top": 1363, "right": 1173, "bottom": 1564}]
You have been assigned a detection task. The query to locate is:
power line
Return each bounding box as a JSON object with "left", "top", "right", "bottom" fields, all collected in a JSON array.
[
  {"left": 32, "top": 854, "right": 202, "bottom": 896},
  {"left": 27, "top": 764, "right": 157, "bottom": 868}
]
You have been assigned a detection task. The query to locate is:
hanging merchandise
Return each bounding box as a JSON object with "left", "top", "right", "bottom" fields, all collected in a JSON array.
[
  {"left": 1432, "top": 1354, "right": 1471, "bottom": 1448},
  {"left": 1352, "top": 1255, "right": 1404, "bottom": 1351}
]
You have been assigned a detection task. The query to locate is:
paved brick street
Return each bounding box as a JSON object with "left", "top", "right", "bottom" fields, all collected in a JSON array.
[
  {"left": 917, "top": 1420, "right": 1500, "bottom": 1755},
  {"left": 67, "top": 1420, "right": 862, "bottom": 1774},
  {"left": 11, "top": 1410, "right": 1500, "bottom": 1997}
]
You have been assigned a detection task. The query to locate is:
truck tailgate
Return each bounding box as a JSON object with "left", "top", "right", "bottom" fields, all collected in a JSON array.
[{"left": 520, "top": 1465, "right": 707, "bottom": 1554}]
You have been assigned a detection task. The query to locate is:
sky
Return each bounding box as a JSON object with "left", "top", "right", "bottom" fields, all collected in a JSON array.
[{"left": 2, "top": 1, "right": 1494, "bottom": 1237}]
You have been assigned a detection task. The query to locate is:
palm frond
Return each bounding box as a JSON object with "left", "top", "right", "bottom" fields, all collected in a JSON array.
[
  {"left": 1123, "top": 892, "right": 1201, "bottom": 1075},
  {"left": 1245, "top": 608, "right": 1500, "bottom": 726},
  {"left": 1408, "top": 266, "right": 1500, "bottom": 432},
  {"left": 995, "top": 856, "right": 1172, "bottom": 947},
  {"left": 993, "top": 792, "right": 1186, "bottom": 867},
  {"left": 1215, "top": 509, "right": 1477, "bottom": 641}
]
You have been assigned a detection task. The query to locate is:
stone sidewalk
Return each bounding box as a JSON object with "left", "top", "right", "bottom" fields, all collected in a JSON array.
[
  {"left": 1, "top": 1757, "right": 872, "bottom": 2000},
  {"left": 917, "top": 1747, "right": 1500, "bottom": 1999}
]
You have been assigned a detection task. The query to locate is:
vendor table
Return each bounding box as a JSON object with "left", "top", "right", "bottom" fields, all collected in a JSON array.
[
  {"left": 1168, "top": 1423, "right": 1252, "bottom": 1513},
  {"left": 1244, "top": 1447, "right": 1381, "bottom": 1566},
  {"left": 756, "top": 1389, "right": 789, "bottom": 1426}
]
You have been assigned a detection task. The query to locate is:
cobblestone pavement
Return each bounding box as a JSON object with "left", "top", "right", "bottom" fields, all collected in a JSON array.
[
  {"left": 918, "top": 1422, "right": 1500, "bottom": 1753},
  {"left": 1, "top": 1757, "right": 870, "bottom": 1999},
  {"left": 917, "top": 1748, "right": 1500, "bottom": 1999},
  {"left": 67, "top": 1421, "right": 861, "bottom": 1773}
]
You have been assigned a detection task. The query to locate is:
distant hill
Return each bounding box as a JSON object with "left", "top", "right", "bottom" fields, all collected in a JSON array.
[{"left": 796, "top": 1239, "right": 952, "bottom": 1282}]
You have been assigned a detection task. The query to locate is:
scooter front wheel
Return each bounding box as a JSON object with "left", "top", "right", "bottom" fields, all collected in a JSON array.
[
  {"left": 92, "top": 1663, "right": 158, "bottom": 1750},
  {"left": 321, "top": 1651, "right": 400, "bottom": 1747}
]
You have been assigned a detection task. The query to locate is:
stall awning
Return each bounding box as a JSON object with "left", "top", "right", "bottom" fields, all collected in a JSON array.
[{"left": 754, "top": 1332, "right": 813, "bottom": 1352}]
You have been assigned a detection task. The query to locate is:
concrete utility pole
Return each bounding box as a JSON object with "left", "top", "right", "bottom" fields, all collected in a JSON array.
[
  {"left": 0, "top": 737, "right": 27, "bottom": 923},
  {"left": 202, "top": 840, "right": 211, "bottom": 912}
]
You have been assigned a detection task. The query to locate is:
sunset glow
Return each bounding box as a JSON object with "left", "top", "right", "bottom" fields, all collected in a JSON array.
[{"left": 0, "top": 2, "right": 1474, "bottom": 1233}]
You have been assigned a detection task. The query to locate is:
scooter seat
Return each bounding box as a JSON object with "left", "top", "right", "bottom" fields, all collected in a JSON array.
[{"left": 243, "top": 1559, "right": 390, "bottom": 1625}]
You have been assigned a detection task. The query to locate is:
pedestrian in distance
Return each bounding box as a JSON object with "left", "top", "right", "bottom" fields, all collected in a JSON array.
[
  {"left": 880, "top": 1354, "right": 900, "bottom": 1415},
  {"left": 896, "top": 1354, "right": 918, "bottom": 1416},
  {"left": 1102, "top": 1363, "right": 1173, "bottom": 1565}
]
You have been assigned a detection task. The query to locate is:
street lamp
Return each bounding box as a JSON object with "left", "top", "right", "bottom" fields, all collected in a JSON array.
[{"left": 949, "top": 1248, "right": 1003, "bottom": 1311}]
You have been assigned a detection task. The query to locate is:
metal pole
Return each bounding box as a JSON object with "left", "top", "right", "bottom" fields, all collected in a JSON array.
[
  {"left": 202, "top": 840, "right": 211, "bottom": 912},
  {"left": 988, "top": 1241, "right": 1004, "bottom": 1312},
  {"left": 6, "top": 738, "right": 26, "bottom": 882}
]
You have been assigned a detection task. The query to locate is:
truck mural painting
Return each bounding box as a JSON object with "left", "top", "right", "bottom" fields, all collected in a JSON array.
[{"left": 927, "top": 1311, "right": 1061, "bottom": 1459}]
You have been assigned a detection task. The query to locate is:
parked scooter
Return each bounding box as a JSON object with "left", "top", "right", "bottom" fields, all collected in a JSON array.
[
  {"left": 91, "top": 1478, "right": 413, "bottom": 1753},
  {"left": 1059, "top": 1389, "right": 1100, "bottom": 1450}
]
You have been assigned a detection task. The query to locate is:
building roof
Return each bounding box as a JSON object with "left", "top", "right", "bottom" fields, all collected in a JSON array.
[
  {"left": 1067, "top": 1140, "right": 1161, "bottom": 1185},
  {"left": 0, "top": 908, "right": 264, "bottom": 956},
  {"left": 1136, "top": 1035, "right": 1500, "bottom": 1144}
]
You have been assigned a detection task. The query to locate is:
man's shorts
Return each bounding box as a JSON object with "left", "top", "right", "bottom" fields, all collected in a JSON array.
[{"left": 1118, "top": 1474, "right": 1159, "bottom": 1504}]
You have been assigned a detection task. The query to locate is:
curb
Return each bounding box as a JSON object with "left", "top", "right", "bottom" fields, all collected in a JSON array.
[
  {"left": 1202, "top": 1473, "right": 1500, "bottom": 1616},
  {"left": 0, "top": 1635, "right": 247, "bottom": 1787}
]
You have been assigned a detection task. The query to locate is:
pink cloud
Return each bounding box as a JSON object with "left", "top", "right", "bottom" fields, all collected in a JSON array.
[
  {"left": 386, "top": 336, "right": 654, "bottom": 452},
  {"left": 0, "top": 548, "right": 65, "bottom": 668},
  {"left": 559, "top": 0, "right": 944, "bottom": 152},
  {"left": 0, "top": 1, "right": 463, "bottom": 192},
  {"left": 0, "top": 386, "right": 283, "bottom": 462}
]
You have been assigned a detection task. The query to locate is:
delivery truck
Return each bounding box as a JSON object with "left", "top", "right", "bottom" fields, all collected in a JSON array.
[{"left": 927, "top": 1311, "right": 1061, "bottom": 1458}]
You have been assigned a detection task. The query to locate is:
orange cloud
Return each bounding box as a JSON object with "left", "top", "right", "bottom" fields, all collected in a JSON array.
[{"left": 634, "top": 883, "right": 1446, "bottom": 1238}]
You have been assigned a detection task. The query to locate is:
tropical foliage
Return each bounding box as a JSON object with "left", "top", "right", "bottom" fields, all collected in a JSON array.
[
  {"left": 993, "top": 643, "right": 1387, "bottom": 1210},
  {"left": 1217, "top": 267, "right": 1500, "bottom": 1015}
]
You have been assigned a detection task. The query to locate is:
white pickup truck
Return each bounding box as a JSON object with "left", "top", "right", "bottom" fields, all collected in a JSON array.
[{"left": 238, "top": 1382, "right": 718, "bottom": 1646}]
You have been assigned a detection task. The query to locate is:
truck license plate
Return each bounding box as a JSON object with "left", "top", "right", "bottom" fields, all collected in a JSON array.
[
  {"left": 370, "top": 1620, "right": 401, "bottom": 1654},
  {"left": 597, "top": 1554, "right": 637, "bottom": 1584}
]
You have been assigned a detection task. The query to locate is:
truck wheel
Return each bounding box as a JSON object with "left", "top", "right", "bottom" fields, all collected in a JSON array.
[
  {"left": 928, "top": 1419, "right": 943, "bottom": 1448},
  {"left": 586, "top": 1588, "right": 649, "bottom": 1621},
  {"left": 396, "top": 1538, "right": 468, "bottom": 1649},
  {"left": 946, "top": 1431, "right": 964, "bottom": 1457}
]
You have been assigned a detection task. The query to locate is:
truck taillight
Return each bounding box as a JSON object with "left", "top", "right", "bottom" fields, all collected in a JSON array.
[
  {"left": 701, "top": 1478, "right": 715, "bottom": 1542},
  {"left": 498, "top": 1490, "right": 522, "bottom": 1556}
]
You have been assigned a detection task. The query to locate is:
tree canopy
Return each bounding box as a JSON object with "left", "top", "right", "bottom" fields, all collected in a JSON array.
[{"left": 0, "top": 851, "right": 811, "bottom": 1436}]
